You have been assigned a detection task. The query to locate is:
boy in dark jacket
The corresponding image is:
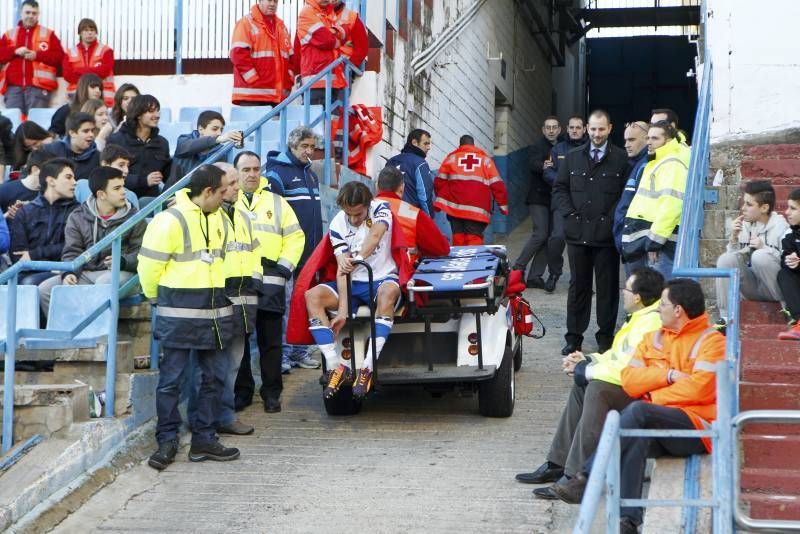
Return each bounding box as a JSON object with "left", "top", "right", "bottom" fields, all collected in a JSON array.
[
  {"left": 9, "top": 158, "right": 79, "bottom": 285},
  {"left": 38, "top": 166, "right": 146, "bottom": 314},
  {"left": 166, "top": 110, "right": 243, "bottom": 188},
  {"left": 778, "top": 188, "right": 800, "bottom": 340},
  {"left": 107, "top": 94, "right": 171, "bottom": 200},
  {"left": 42, "top": 112, "right": 101, "bottom": 180}
]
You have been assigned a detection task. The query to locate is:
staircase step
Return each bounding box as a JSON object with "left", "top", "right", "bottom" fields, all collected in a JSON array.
[
  {"left": 742, "top": 363, "right": 800, "bottom": 383},
  {"left": 740, "top": 159, "right": 800, "bottom": 179},
  {"left": 739, "top": 301, "right": 785, "bottom": 324},
  {"left": 743, "top": 144, "right": 800, "bottom": 159},
  {"left": 742, "top": 493, "right": 800, "bottom": 521},
  {"left": 742, "top": 468, "right": 800, "bottom": 496},
  {"left": 741, "top": 382, "right": 800, "bottom": 410},
  {"left": 742, "top": 434, "right": 800, "bottom": 469},
  {"left": 741, "top": 323, "right": 790, "bottom": 341},
  {"left": 741, "top": 338, "right": 800, "bottom": 365}
]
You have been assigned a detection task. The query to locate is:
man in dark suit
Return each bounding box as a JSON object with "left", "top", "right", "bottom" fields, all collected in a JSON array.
[{"left": 552, "top": 109, "right": 628, "bottom": 356}]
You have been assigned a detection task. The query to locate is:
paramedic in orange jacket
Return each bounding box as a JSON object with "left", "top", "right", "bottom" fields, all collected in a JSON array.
[
  {"left": 332, "top": 0, "right": 368, "bottom": 67},
  {"left": 376, "top": 165, "right": 450, "bottom": 263},
  {"left": 230, "top": 0, "right": 296, "bottom": 105},
  {"left": 615, "top": 278, "right": 724, "bottom": 532},
  {"left": 434, "top": 135, "right": 508, "bottom": 246}
]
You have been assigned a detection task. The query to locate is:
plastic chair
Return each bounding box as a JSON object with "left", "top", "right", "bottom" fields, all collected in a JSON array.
[
  {"left": 158, "top": 122, "right": 193, "bottom": 155},
  {"left": 178, "top": 106, "right": 222, "bottom": 127},
  {"left": 46, "top": 284, "right": 112, "bottom": 342},
  {"left": 158, "top": 107, "right": 172, "bottom": 124},
  {"left": 284, "top": 104, "right": 323, "bottom": 126},
  {"left": 26, "top": 108, "right": 57, "bottom": 130},
  {"left": 0, "top": 285, "right": 40, "bottom": 351},
  {"left": 230, "top": 105, "right": 272, "bottom": 124},
  {"left": 2, "top": 107, "right": 22, "bottom": 131}
]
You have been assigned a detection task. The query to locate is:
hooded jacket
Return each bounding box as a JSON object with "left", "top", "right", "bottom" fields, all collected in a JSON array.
[
  {"left": 61, "top": 197, "right": 146, "bottom": 277},
  {"left": 385, "top": 144, "right": 434, "bottom": 215},
  {"left": 42, "top": 137, "right": 101, "bottom": 181},
  {"left": 727, "top": 210, "right": 789, "bottom": 262},
  {"left": 10, "top": 194, "right": 78, "bottom": 263},
  {"left": 264, "top": 148, "right": 322, "bottom": 271},
  {"left": 166, "top": 131, "right": 219, "bottom": 188},
  {"left": 108, "top": 121, "right": 172, "bottom": 199}
]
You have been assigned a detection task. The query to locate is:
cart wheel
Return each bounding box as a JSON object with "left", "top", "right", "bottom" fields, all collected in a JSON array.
[
  {"left": 478, "top": 346, "right": 514, "bottom": 417},
  {"left": 322, "top": 384, "right": 363, "bottom": 416},
  {"left": 513, "top": 338, "right": 523, "bottom": 372}
]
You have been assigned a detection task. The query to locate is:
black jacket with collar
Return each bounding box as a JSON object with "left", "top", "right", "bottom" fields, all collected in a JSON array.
[
  {"left": 552, "top": 142, "right": 628, "bottom": 247},
  {"left": 526, "top": 135, "right": 558, "bottom": 206},
  {"left": 108, "top": 122, "right": 172, "bottom": 199}
]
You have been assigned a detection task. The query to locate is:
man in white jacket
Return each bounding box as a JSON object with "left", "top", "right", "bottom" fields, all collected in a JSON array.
[{"left": 716, "top": 180, "right": 789, "bottom": 329}]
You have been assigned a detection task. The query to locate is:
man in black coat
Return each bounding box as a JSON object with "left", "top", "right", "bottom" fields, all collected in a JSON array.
[
  {"left": 552, "top": 110, "right": 628, "bottom": 356},
  {"left": 513, "top": 116, "right": 561, "bottom": 289}
]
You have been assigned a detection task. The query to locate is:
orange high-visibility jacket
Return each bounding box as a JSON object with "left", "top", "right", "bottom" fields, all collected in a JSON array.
[
  {"left": 377, "top": 191, "right": 450, "bottom": 263},
  {"left": 434, "top": 145, "right": 509, "bottom": 223},
  {"left": 296, "top": 0, "right": 346, "bottom": 89},
  {"left": 621, "top": 313, "right": 725, "bottom": 452},
  {"left": 334, "top": 4, "right": 368, "bottom": 66},
  {"left": 230, "top": 5, "right": 295, "bottom": 105},
  {"left": 63, "top": 41, "right": 115, "bottom": 106}
]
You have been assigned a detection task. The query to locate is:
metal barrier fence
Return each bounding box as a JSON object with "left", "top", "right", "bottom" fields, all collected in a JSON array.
[{"left": 1, "top": 54, "right": 362, "bottom": 454}]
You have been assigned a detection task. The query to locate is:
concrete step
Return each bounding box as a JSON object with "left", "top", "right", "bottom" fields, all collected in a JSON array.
[
  {"left": 743, "top": 144, "right": 800, "bottom": 160},
  {"left": 741, "top": 323, "right": 792, "bottom": 341},
  {"left": 0, "top": 383, "right": 89, "bottom": 442},
  {"left": 741, "top": 363, "right": 800, "bottom": 383},
  {"left": 741, "top": 339, "right": 800, "bottom": 366},
  {"left": 742, "top": 493, "right": 800, "bottom": 521},
  {"left": 739, "top": 301, "right": 786, "bottom": 324},
  {"left": 742, "top": 467, "right": 800, "bottom": 496},
  {"left": 740, "top": 382, "right": 800, "bottom": 410},
  {"left": 742, "top": 434, "right": 800, "bottom": 469},
  {"left": 740, "top": 159, "right": 800, "bottom": 179}
]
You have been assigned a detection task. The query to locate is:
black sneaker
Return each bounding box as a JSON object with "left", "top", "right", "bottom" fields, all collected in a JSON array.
[
  {"left": 148, "top": 439, "right": 178, "bottom": 470},
  {"left": 544, "top": 274, "right": 559, "bottom": 293},
  {"left": 264, "top": 397, "right": 282, "bottom": 413},
  {"left": 188, "top": 441, "right": 241, "bottom": 462},
  {"left": 526, "top": 276, "right": 545, "bottom": 289}
]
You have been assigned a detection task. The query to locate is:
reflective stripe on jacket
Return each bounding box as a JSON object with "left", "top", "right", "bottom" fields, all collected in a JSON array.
[
  {"left": 222, "top": 203, "right": 262, "bottom": 334},
  {"left": 230, "top": 5, "right": 294, "bottom": 104},
  {"left": 434, "top": 144, "right": 508, "bottom": 223},
  {"left": 621, "top": 313, "right": 725, "bottom": 452},
  {"left": 65, "top": 42, "right": 115, "bottom": 106},
  {"left": 0, "top": 25, "right": 58, "bottom": 92},
  {"left": 235, "top": 178, "right": 304, "bottom": 313},
  {"left": 622, "top": 138, "right": 689, "bottom": 260},
  {"left": 297, "top": 0, "right": 347, "bottom": 89},
  {"left": 137, "top": 190, "right": 233, "bottom": 350}
]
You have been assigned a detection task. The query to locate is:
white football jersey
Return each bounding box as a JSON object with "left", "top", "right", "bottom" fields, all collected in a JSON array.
[{"left": 329, "top": 199, "right": 397, "bottom": 282}]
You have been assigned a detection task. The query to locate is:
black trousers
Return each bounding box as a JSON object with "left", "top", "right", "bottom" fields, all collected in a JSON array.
[
  {"left": 513, "top": 204, "right": 565, "bottom": 279},
  {"left": 778, "top": 267, "right": 800, "bottom": 320},
  {"left": 565, "top": 244, "right": 620, "bottom": 350},
  {"left": 234, "top": 310, "right": 283, "bottom": 406},
  {"left": 619, "top": 401, "right": 707, "bottom": 525}
]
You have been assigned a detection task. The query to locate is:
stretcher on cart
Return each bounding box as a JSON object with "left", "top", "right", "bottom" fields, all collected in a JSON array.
[{"left": 321, "top": 245, "right": 523, "bottom": 417}]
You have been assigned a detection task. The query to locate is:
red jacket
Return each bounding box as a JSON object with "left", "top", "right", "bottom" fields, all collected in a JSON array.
[
  {"left": 377, "top": 191, "right": 450, "bottom": 260},
  {"left": 434, "top": 144, "right": 509, "bottom": 223},
  {"left": 333, "top": 3, "right": 368, "bottom": 66},
  {"left": 0, "top": 22, "right": 63, "bottom": 91},
  {"left": 296, "top": 0, "right": 346, "bottom": 89},
  {"left": 286, "top": 214, "right": 413, "bottom": 345},
  {"left": 63, "top": 41, "right": 115, "bottom": 106}
]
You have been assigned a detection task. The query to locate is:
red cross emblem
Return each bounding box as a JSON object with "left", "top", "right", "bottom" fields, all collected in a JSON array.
[{"left": 458, "top": 153, "right": 481, "bottom": 172}]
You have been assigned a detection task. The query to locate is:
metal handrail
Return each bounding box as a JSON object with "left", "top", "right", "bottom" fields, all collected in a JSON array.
[
  {"left": 1, "top": 55, "right": 363, "bottom": 454},
  {"left": 732, "top": 411, "right": 800, "bottom": 532}
]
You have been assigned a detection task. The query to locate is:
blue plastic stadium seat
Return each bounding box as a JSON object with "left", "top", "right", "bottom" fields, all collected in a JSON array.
[
  {"left": 47, "top": 284, "right": 112, "bottom": 340},
  {"left": 2, "top": 107, "right": 22, "bottom": 131},
  {"left": 159, "top": 122, "right": 193, "bottom": 155},
  {"left": 179, "top": 106, "right": 222, "bottom": 127},
  {"left": 0, "top": 285, "right": 40, "bottom": 351},
  {"left": 158, "top": 107, "right": 172, "bottom": 124},
  {"left": 26, "top": 107, "right": 57, "bottom": 130},
  {"left": 230, "top": 105, "right": 272, "bottom": 124},
  {"left": 284, "top": 104, "right": 323, "bottom": 126}
]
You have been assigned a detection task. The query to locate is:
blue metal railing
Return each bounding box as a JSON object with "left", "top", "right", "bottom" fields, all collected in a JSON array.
[{"left": 1, "top": 55, "right": 362, "bottom": 454}]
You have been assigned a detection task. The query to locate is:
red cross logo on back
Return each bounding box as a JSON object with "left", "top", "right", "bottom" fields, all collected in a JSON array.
[{"left": 458, "top": 153, "right": 481, "bottom": 172}]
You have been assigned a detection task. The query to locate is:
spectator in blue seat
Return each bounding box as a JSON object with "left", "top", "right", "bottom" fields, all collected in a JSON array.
[
  {"left": 38, "top": 166, "right": 145, "bottom": 314},
  {"left": 9, "top": 158, "right": 78, "bottom": 285},
  {"left": 12, "top": 121, "right": 55, "bottom": 172},
  {"left": 74, "top": 144, "right": 138, "bottom": 208},
  {"left": 1, "top": 148, "right": 52, "bottom": 219},
  {"left": 42, "top": 112, "right": 101, "bottom": 181},
  {"left": 108, "top": 94, "right": 171, "bottom": 202},
  {"left": 166, "top": 110, "right": 243, "bottom": 188}
]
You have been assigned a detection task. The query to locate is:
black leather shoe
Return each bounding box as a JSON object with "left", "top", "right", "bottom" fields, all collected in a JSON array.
[
  {"left": 148, "top": 439, "right": 178, "bottom": 470},
  {"left": 188, "top": 440, "right": 240, "bottom": 462},
  {"left": 264, "top": 398, "right": 282, "bottom": 413},
  {"left": 561, "top": 343, "right": 581, "bottom": 356},
  {"left": 515, "top": 461, "right": 564, "bottom": 484},
  {"left": 551, "top": 473, "right": 588, "bottom": 504},
  {"left": 619, "top": 517, "right": 640, "bottom": 534},
  {"left": 526, "top": 276, "right": 545, "bottom": 289},
  {"left": 544, "top": 274, "right": 559, "bottom": 293},
  {"left": 533, "top": 485, "right": 560, "bottom": 500}
]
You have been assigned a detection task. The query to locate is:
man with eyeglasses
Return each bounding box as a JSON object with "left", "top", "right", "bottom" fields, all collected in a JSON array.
[
  {"left": 613, "top": 121, "right": 650, "bottom": 276},
  {"left": 514, "top": 116, "right": 563, "bottom": 290}
]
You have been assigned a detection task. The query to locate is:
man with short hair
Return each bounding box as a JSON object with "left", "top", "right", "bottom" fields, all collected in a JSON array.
[
  {"left": 0, "top": 148, "right": 51, "bottom": 218},
  {"left": 613, "top": 121, "right": 650, "bottom": 275},
  {"left": 138, "top": 164, "right": 239, "bottom": 470},
  {"left": 552, "top": 110, "right": 629, "bottom": 356},
  {"left": 0, "top": 0, "right": 64, "bottom": 113},
  {"left": 434, "top": 135, "right": 508, "bottom": 245},
  {"left": 517, "top": 268, "right": 663, "bottom": 502},
  {"left": 385, "top": 128, "right": 435, "bottom": 215},
  {"left": 230, "top": 0, "right": 295, "bottom": 106},
  {"left": 376, "top": 165, "right": 449, "bottom": 262},
  {"left": 621, "top": 121, "right": 690, "bottom": 279},
  {"left": 232, "top": 150, "right": 306, "bottom": 412},
  {"left": 651, "top": 108, "right": 691, "bottom": 153},
  {"left": 74, "top": 144, "right": 138, "bottom": 206},
  {"left": 168, "top": 110, "right": 243, "bottom": 186},
  {"left": 38, "top": 166, "right": 146, "bottom": 314},
  {"left": 42, "top": 112, "right": 101, "bottom": 181}
]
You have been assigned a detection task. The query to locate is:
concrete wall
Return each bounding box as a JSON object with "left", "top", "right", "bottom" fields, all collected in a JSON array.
[{"left": 707, "top": 0, "right": 800, "bottom": 141}]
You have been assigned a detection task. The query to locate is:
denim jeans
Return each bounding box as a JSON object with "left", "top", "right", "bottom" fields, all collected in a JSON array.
[
  {"left": 156, "top": 347, "right": 226, "bottom": 446},
  {"left": 187, "top": 335, "right": 247, "bottom": 429}
]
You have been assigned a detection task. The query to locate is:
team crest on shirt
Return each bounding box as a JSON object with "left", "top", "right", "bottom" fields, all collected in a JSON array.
[
  {"left": 366, "top": 218, "right": 372, "bottom": 228},
  {"left": 217, "top": 228, "right": 222, "bottom": 239},
  {"left": 266, "top": 210, "right": 273, "bottom": 219}
]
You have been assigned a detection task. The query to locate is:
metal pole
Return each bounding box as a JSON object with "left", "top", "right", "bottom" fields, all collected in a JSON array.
[
  {"left": 14, "top": 0, "right": 22, "bottom": 23},
  {"left": 342, "top": 63, "right": 351, "bottom": 169},
  {"left": 104, "top": 238, "right": 122, "bottom": 418},
  {"left": 607, "top": 435, "right": 621, "bottom": 533},
  {"left": 175, "top": 0, "right": 184, "bottom": 76},
  {"left": 323, "top": 72, "right": 333, "bottom": 186},
  {"left": 2, "top": 274, "right": 19, "bottom": 453},
  {"left": 715, "top": 358, "right": 734, "bottom": 534}
]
